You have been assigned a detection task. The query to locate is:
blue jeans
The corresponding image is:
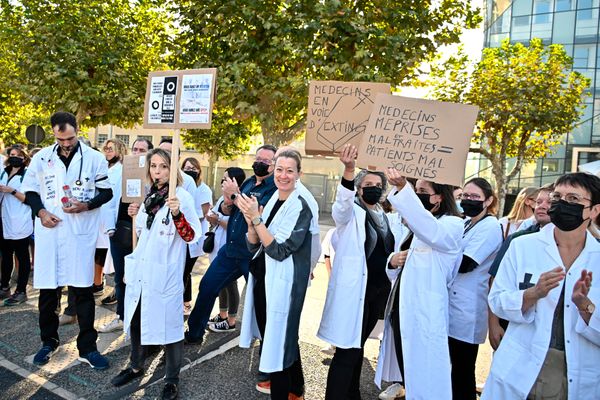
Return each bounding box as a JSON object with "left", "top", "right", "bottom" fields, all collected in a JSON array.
[
  {"left": 109, "top": 236, "right": 131, "bottom": 320},
  {"left": 186, "top": 246, "right": 249, "bottom": 339}
]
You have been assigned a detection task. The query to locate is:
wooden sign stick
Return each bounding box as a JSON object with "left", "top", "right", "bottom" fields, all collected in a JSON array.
[
  {"left": 132, "top": 219, "right": 138, "bottom": 249},
  {"left": 169, "top": 129, "right": 181, "bottom": 199}
]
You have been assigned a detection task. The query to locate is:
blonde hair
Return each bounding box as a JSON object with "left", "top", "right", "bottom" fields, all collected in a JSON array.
[
  {"left": 145, "top": 148, "right": 183, "bottom": 187},
  {"left": 507, "top": 186, "right": 539, "bottom": 221}
]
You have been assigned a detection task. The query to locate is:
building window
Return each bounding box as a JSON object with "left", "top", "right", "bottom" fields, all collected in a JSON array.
[
  {"left": 97, "top": 134, "right": 108, "bottom": 147},
  {"left": 116, "top": 134, "right": 130, "bottom": 147},
  {"left": 555, "top": 0, "right": 573, "bottom": 11}
]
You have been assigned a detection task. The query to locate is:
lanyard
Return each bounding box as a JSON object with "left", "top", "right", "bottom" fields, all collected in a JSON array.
[{"left": 463, "top": 214, "right": 491, "bottom": 237}]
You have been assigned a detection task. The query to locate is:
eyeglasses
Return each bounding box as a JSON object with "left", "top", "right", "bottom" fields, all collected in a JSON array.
[
  {"left": 550, "top": 192, "right": 592, "bottom": 205},
  {"left": 361, "top": 182, "right": 383, "bottom": 189},
  {"left": 103, "top": 146, "right": 115, "bottom": 152},
  {"left": 460, "top": 193, "right": 482, "bottom": 201}
]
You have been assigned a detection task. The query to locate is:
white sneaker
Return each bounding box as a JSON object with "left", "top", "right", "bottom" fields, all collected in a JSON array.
[
  {"left": 379, "top": 383, "right": 405, "bottom": 400},
  {"left": 98, "top": 317, "right": 123, "bottom": 333},
  {"left": 320, "top": 344, "right": 336, "bottom": 356}
]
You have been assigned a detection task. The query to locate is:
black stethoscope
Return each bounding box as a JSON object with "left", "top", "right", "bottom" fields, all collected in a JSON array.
[{"left": 52, "top": 143, "right": 84, "bottom": 186}]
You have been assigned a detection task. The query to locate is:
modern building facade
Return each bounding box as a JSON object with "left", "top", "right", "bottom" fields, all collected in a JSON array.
[{"left": 483, "top": 0, "right": 600, "bottom": 190}]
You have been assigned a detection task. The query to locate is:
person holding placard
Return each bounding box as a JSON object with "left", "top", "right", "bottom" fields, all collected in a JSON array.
[
  {"left": 374, "top": 167, "right": 463, "bottom": 400},
  {"left": 112, "top": 148, "right": 200, "bottom": 400},
  {"left": 318, "top": 144, "right": 395, "bottom": 400},
  {"left": 448, "top": 178, "right": 502, "bottom": 400},
  {"left": 23, "top": 112, "right": 113, "bottom": 369}
]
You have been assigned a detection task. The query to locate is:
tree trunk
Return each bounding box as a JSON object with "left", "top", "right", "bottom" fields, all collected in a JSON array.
[
  {"left": 492, "top": 159, "right": 508, "bottom": 217},
  {"left": 207, "top": 153, "right": 219, "bottom": 191}
]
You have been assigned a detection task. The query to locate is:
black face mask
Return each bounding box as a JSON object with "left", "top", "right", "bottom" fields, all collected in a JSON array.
[
  {"left": 184, "top": 170, "right": 199, "bottom": 181},
  {"left": 416, "top": 193, "right": 436, "bottom": 211},
  {"left": 7, "top": 156, "right": 23, "bottom": 168},
  {"left": 361, "top": 186, "right": 382, "bottom": 205},
  {"left": 252, "top": 161, "right": 270, "bottom": 177},
  {"left": 460, "top": 199, "right": 485, "bottom": 217},
  {"left": 107, "top": 155, "right": 119, "bottom": 165},
  {"left": 548, "top": 200, "right": 589, "bottom": 232}
]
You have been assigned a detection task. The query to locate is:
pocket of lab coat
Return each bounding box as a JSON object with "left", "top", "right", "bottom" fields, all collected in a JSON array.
[
  {"left": 335, "top": 256, "right": 362, "bottom": 287},
  {"left": 150, "top": 262, "right": 181, "bottom": 295},
  {"left": 492, "top": 339, "right": 532, "bottom": 383}
]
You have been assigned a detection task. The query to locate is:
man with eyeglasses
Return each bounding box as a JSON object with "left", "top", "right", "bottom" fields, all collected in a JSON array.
[
  {"left": 483, "top": 172, "right": 600, "bottom": 399},
  {"left": 22, "top": 112, "right": 113, "bottom": 370},
  {"left": 185, "top": 145, "right": 278, "bottom": 342}
]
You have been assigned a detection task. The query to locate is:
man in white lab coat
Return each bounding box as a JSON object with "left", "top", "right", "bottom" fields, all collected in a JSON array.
[
  {"left": 22, "top": 112, "right": 113, "bottom": 370},
  {"left": 484, "top": 172, "right": 600, "bottom": 399}
]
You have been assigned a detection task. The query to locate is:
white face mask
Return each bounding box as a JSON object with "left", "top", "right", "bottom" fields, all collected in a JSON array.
[{"left": 456, "top": 200, "right": 464, "bottom": 213}]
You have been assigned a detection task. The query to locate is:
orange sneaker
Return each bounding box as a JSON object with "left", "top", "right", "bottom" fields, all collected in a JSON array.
[
  {"left": 256, "top": 380, "right": 271, "bottom": 394},
  {"left": 288, "top": 393, "right": 304, "bottom": 400}
]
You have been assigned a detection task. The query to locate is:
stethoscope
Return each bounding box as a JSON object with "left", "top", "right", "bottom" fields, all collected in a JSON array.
[{"left": 51, "top": 143, "right": 84, "bottom": 186}]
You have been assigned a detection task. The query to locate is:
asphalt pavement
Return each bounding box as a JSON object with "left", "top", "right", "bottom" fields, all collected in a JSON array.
[{"left": 0, "top": 220, "right": 492, "bottom": 399}]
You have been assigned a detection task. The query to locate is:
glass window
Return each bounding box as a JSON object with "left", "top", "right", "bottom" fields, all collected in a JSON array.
[
  {"left": 575, "top": 9, "right": 599, "bottom": 40},
  {"left": 513, "top": 0, "right": 534, "bottom": 15},
  {"left": 97, "top": 134, "right": 108, "bottom": 147},
  {"left": 533, "top": 0, "right": 554, "bottom": 14},
  {"left": 116, "top": 134, "right": 130, "bottom": 147},
  {"left": 532, "top": 13, "right": 553, "bottom": 38},
  {"left": 577, "top": 0, "right": 599, "bottom": 9},
  {"left": 136, "top": 135, "right": 153, "bottom": 145},
  {"left": 556, "top": 0, "right": 574, "bottom": 10},
  {"left": 570, "top": 99, "right": 594, "bottom": 144},
  {"left": 553, "top": 12, "right": 576, "bottom": 44},
  {"left": 574, "top": 44, "right": 596, "bottom": 67},
  {"left": 512, "top": 16, "right": 532, "bottom": 41}
]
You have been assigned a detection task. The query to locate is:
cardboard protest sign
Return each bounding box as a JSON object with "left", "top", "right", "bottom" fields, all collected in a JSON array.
[
  {"left": 305, "top": 81, "right": 391, "bottom": 155},
  {"left": 356, "top": 94, "right": 479, "bottom": 187},
  {"left": 121, "top": 155, "right": 147, "bottom": 203},
  {"left": 143, "top": 68, "right": 217, "bottom": 130}
]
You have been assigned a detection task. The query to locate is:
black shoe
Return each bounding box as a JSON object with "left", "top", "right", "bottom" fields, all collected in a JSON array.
[
  {"left": 162, "top": 383, "right": 179, "bottom": 400},
  {"left": 184, "top": 331, "right": 203, "bottom": 345},
  {"left": 101, "top": 292, "right": 117, "bottom": 305},
  {"left": 111, "top": 367, "right": 144, "bottom": 387}
]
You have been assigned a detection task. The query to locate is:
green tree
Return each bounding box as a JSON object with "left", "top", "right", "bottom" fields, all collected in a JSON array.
[
  {"left": 182, "top": 107, "right": 256, "bottom": 188},
  {"left": 174, "top": 0, "right": 481, "bottom": 146},
  {"left": 429, "top": 38, "right": 589, "bottom": 214},
  {"left": 1, "top": 0, "right": 172, "bottom": 128}
]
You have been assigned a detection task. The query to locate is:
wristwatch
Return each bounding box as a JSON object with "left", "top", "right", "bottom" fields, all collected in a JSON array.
[
  {"left": 10, "top": 189, "right": 16, "bottom": 195},
  {"left": 230, "top": 193, "right": 238, "bottom": 201},
  {"left": 580, "top": 302, "right": 596, "bottom": 314},
  {"left": 251, "top": 216, "right": 263, "bottom": 226}
]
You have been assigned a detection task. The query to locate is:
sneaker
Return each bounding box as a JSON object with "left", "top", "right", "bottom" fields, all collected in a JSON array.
[
  {"left": 162, "top": 383, "right": 179, "bottom": 400},
  {"left": 111, "top": 367, "right": 144, "bottom": 387},
  {"left": 379, "top": 383, "right": 405, "bottom": 400},
  {"left": 209, "top": 320, "right": 235, "bottom": 333},
  {"left": 59, "top": 314, "right": 77, "bottom": 326},
  {"left": 99, "top": 317, "right": 123, "bottom": 333},
  {"left": 4, "top": 291, "right": 27, "bottom": 306},
  {"left": 33, "top": 345, "right": 56, "bottom": 366},
  {"left": 101, "top": 292, "right": 117, "bottom": 305},
  {"left": 256, "top": 380, "right": 271, "bottom": 394},
  {"left": 320, "top": 344, "right": 336, "bottom": 356},
  {"left": 78, "top": 350, "right": 110, "bottom": 370},
  {"left": 0, "top": 287, "right": 10, "bottom": 300},
  {"left": 92, "top": 283, "right": 105, "bottom": 297},
  {"left": 207, "top": 314, "right": 226, "bottom": 325},
  {"left": 288, "top": 393, "right": 304, "bottom": 400}
]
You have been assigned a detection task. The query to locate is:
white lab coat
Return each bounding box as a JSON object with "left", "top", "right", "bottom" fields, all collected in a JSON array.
[
  {"left": 449, "top": 215, "right": 502, "bottom": 344},
  {"left": 207, "top": 196, "right": 229, "bottom": 263},
  {"left": 21, "top": 143, "right": 111, "bottom": 289},
  {"left": 317, "top": 184, "right": 369, "bottom": 349},
  {"left": 296, "top": 180, "right": 321, "bottom": 272},
  {"left": 123, "top": 186, "right": 200, "bottom": 345},
  {"left": 375, "top": 184, "right": 463, "bottom": 400},
  {"left": 0, "top": 169, "right": 33, "bottom": 239},
  {"left": 97, "top": 162, "right": 123, "bottom": 248},
  {"left": 483, "top": 224, "right": 600, "bottom": 400},
  {"left": 188, "top": 181, "right": 212, "bottom": 258}
]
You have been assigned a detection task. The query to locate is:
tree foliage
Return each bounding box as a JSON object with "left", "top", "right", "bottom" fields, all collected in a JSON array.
[
  {"left": 1, "top": 0, "right": 172, "bottom": 128},
  {"left": 174, "top": 0, "right": 481, "bottom": 146},
  {"left": 429, "top": 38, "right": 589, "bottom": 213}
]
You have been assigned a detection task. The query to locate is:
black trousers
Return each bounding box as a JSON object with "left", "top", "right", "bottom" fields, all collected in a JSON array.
[
  {"left": 449, "top": 336, "right": 479, "bottom": 400},
  {"left": 129, "top": 300, "right": 183, "bottom": 384},
  {"left": 183, "top": 247, "right": 198, "bottom": 303},
  {"left": 39, "top": 286, "right": 97, "bottom": 356},
  {"left": 0, "top": 237, "right": 31, "bottom": 293},
  {"left": 253, "top": 274, "right": 304, "bottom": 399},
  {"left": 325, "top": 284, "right": 389, "bottom": 400}
]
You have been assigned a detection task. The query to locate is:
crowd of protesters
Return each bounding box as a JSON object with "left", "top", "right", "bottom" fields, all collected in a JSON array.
[{"left": 2, "top": 111, "right": 599, "bottom": 400}]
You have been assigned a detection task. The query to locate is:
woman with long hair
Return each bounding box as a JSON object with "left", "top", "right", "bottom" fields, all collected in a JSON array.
[
  {"left": 112, "top": 148, "right": 200, "bottom": 400},
  {"left": 500, "top": 186, "right": 538, "bottom": 239}
]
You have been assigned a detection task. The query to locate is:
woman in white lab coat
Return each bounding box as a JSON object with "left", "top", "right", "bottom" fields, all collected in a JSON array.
[
  {"left": 237, "top": 149, "right": 313, "bottom": 400},
  {"left": 449, "top": 177, "right": 502, "bottom": 400},
  {"left": 112, "top": 148, "right": 200, "bottom": 400},
  {"left": 318, "top": 145, "right": 395, "bottom": 400},
  {"left": 0, "top": 145, "right": 33, "bottom": 305},
  {"left": 375, "top": 169, "right": 463, "bottom": 400}
]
